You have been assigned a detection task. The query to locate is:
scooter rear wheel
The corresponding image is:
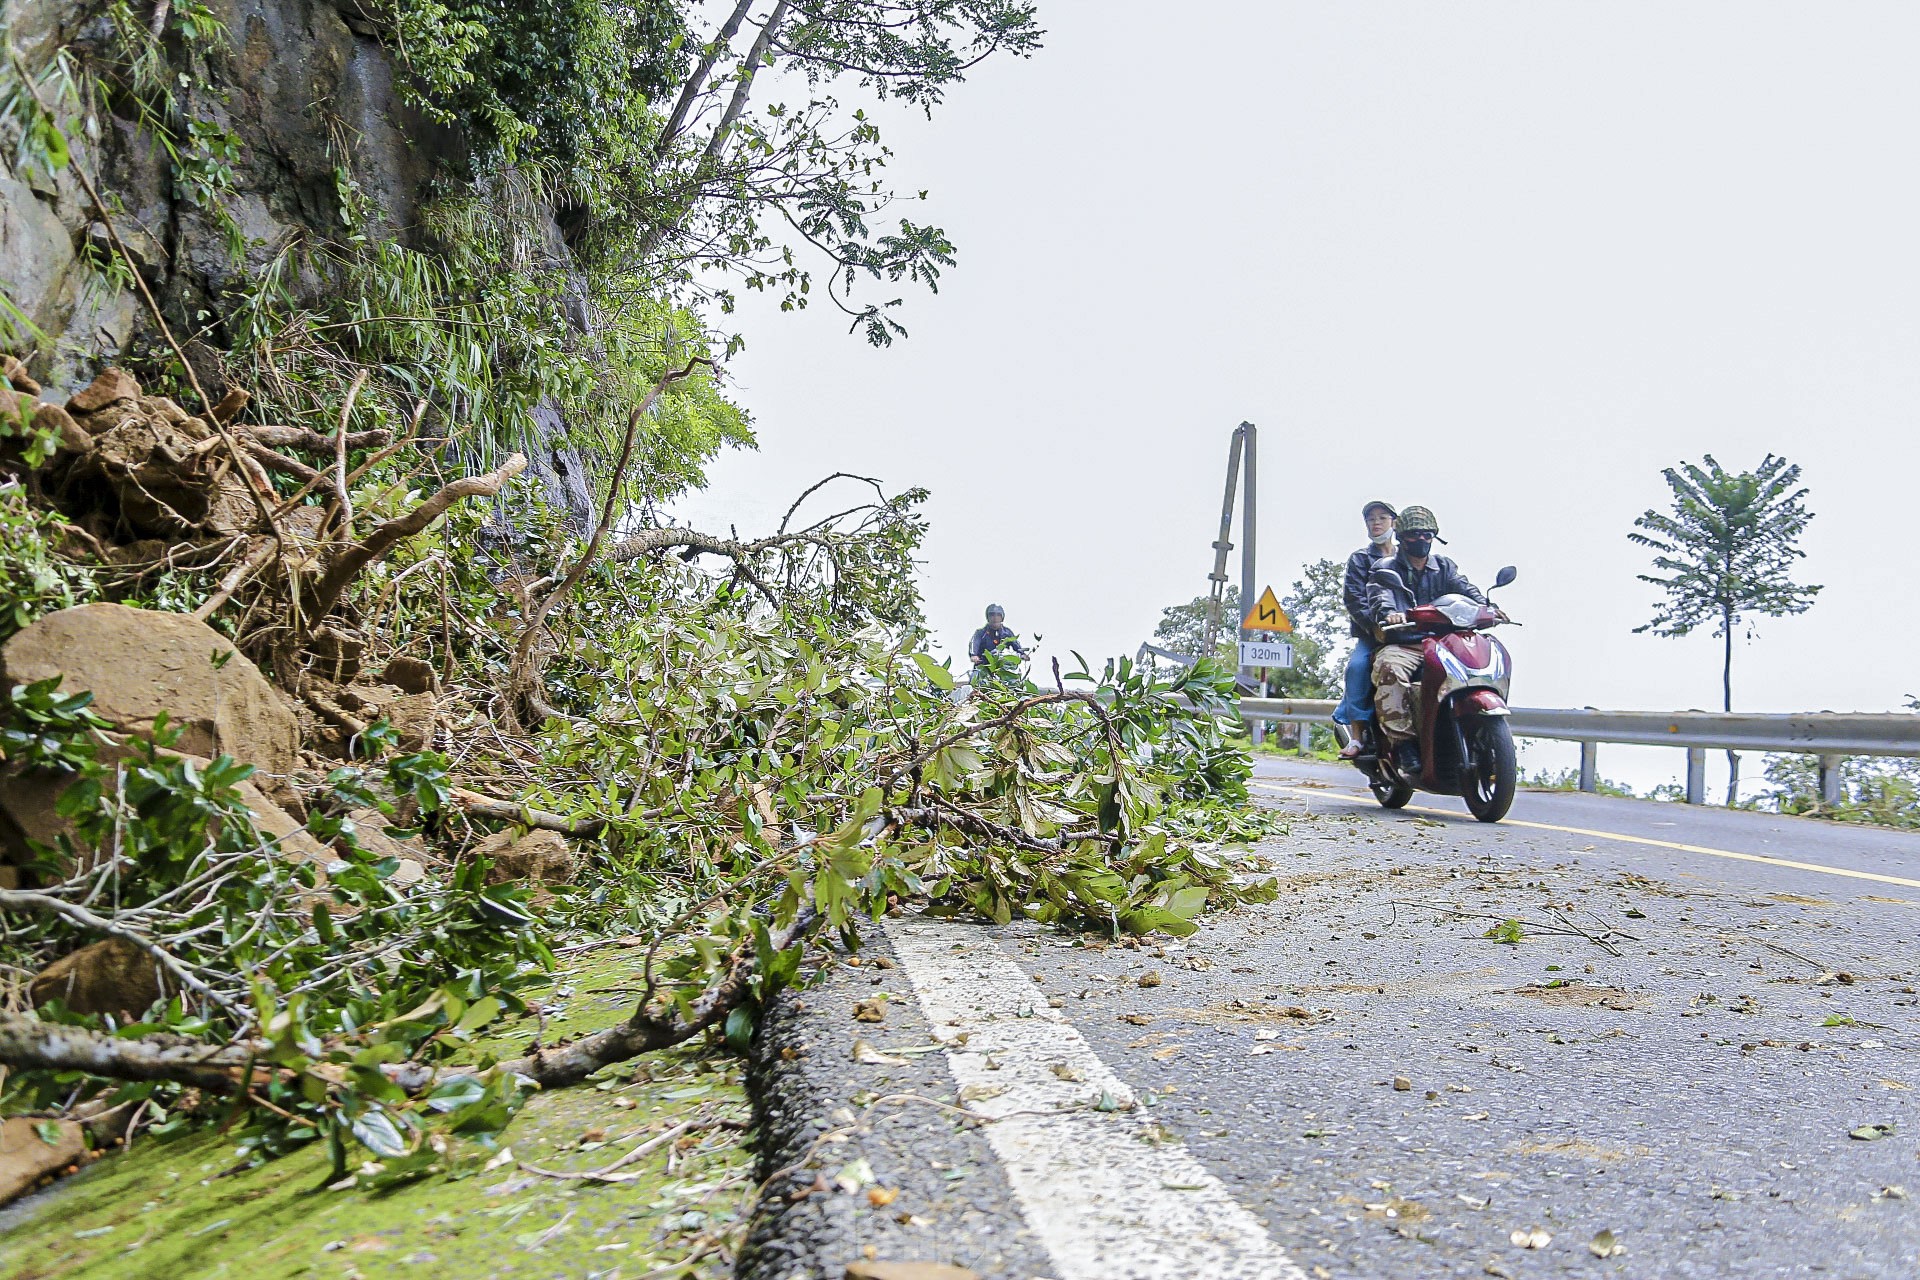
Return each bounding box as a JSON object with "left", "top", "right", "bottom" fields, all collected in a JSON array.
[
  {"left": 1371, "top": 778, "right": 1413, "bottom": 809},
  {"left": 1463, "top": 718, "right": 1517, "bottom": 822}
]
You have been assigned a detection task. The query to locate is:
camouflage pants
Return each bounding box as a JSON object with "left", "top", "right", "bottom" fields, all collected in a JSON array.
[{"left": 1371, "top": 645, "right": 1424, "bottom": 742}]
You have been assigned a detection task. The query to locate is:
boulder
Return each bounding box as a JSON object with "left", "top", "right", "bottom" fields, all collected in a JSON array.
[
  {"left": 469, "top": 829, "right": 578, "bottom": 897},
  {"left": 386, "top": 692, "right": 439, "bottom": 752},
  {"left": 34, "top": 401, "right": 90, "bottom": 455},
  {"left": 0, "top": 750, "right": 326, "bottom": 877},
  {"left": 1, "top": 353, "right": 38, "bottom": 395},
  {"left": 29, "top": 936, "right": 163, "bottom": 1018},
  {"left": 380, "top": 654, "right": 437, "bottom": 695},
  {"left": 65, "top": 366, "right": 141, "bottom": 415},
  {"left": 1, "top": 604, "right": 300, "bottom": 780},
  {"left": 0, "top": 1116, "right": 86, "bottom": 1208}
]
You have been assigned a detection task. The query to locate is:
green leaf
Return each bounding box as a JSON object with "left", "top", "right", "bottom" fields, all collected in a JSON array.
[
  {"left": 349, "top": 1108, "right": 410, "bottom": 1158},
  {"left": 912, "top": 652, "right": 954, "bottom": 691}
]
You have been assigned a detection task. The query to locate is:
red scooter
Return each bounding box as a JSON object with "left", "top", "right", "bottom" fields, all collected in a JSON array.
[{"left": 1351, "top": 566, "right": 1519, "bottom": 822}]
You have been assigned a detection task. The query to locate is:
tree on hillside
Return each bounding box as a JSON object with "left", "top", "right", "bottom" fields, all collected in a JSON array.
[
  {"left": 1154, "top": 586, "right": 1238, "bottom": 663},
  {"left": 1150, "top": 563, "right": 1343, "bottom": 701},
  {"left": 1631, "top": 453, "right": 1821, "bottom": 805}
]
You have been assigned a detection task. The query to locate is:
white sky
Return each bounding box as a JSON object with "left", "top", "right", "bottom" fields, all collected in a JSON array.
[{"left": 673, "top": 1, "right": 1920, "bottom": 795}]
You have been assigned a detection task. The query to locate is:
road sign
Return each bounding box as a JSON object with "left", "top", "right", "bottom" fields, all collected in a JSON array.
[
  {"left": 1240, "top": 639, "right": 1294, "bottom": 669},
  {"left": 1242, "top": 586, "right": 1291, "bottom": 632}
]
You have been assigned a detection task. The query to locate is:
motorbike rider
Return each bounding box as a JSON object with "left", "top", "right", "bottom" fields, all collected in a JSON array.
[
  {"left": 969, "top": 604, "right": 1028, "bottom": 675},
  {"left": 1334, "top": 500, "right": 1397, "bottom": 758},
  {"left": 1366, "top": 506, "right": 1496, "bottom": 765}
]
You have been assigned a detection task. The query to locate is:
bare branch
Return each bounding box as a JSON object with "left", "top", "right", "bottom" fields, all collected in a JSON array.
[{"left": 306, "top": 453, "right": 527, "bottom": 623}]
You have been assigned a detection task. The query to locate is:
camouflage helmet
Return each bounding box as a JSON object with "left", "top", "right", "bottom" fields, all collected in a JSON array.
[{"left": 1397, "top": 505, "right": 1444, "bottom": 541}]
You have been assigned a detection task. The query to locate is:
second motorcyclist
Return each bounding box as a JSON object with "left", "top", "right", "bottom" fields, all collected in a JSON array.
[
  {"left": 1334, "top": 500, "right": 1397, "bottom": 758},
  {"left": 1366, "top": 505, "right": 1494, "bottom": 767}
]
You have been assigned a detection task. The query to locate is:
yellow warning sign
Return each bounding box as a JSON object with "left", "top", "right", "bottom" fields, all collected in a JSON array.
[{"left": 1242, "top": 586, "right": 1292, "bottom": 632}]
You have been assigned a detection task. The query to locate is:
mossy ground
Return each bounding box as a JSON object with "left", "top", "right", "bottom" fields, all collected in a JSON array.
[{"left": 0, "top": 946, "right": 757, "bottom": 1280}]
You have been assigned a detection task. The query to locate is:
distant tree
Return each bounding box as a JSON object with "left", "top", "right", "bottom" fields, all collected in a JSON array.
[
  {"left": 1630, "top": 454, "right": 1822, "bottom": 805},
  {"left": 1150, "top": 564, "right": 1342, "bottom": 701},
  {"left": 1278, "top": 558, "right": 1344, "bottom": 699},
  {"left": 1154, "top": 586, "right": 1238, "bottom": 664}
]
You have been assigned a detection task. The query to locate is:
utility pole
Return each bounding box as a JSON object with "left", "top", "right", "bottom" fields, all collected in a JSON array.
[{"left": 1202, "top": 422, "right": 1259, "bottom": 703}]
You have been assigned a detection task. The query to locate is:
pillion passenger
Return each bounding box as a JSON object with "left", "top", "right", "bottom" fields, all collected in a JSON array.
[{"left": 1334, "top": 500, "right": 1397, "bottom": 759}]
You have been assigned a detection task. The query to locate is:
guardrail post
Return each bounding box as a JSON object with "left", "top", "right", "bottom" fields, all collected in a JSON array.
[
  {"left": 1818, "top": 755, "right": 1843, "bottom": 807},
  {"left": 1578, "top": 742, "right": 1597, "bottom": 793},
  {"left": 1685, "top": 749, "right": 1707, "bottom": 804}
]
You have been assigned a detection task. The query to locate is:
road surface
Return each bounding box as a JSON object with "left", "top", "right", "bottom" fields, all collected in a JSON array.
[{"left": 767, "top": 756, "right": 1920, "bottom": 1279}]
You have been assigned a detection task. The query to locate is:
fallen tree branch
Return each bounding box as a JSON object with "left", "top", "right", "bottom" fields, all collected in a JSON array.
[
  {"left": 306, "top": 452, "right": 527, "bottom": 623},
  {"left": 192, "top": 536, "right": 279, "bottom": 622},
  {"left": 0, "top": 1011, "right": 270, "bottom": 1091},
  {"left": 449, "top": 787, "right": 609, "bottom": 838},
  {"left": 512, "top": 358, "right": 710, "bottom": 707},
  {"left": 494, "top": 902, "right": 817, "bottom": 1089}
]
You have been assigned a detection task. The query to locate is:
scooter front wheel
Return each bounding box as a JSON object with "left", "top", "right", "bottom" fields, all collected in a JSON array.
[
  {"left": 1371, "top": 777, "right": 1413, "bottom": 809},
  {"left": 1463, "top": 717, "right": 1517, "bottom": 822}
]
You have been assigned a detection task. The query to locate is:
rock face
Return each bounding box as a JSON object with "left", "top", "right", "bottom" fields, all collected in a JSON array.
[
  {"left": 29, "top": 936, "right": 164, "bottom": 1019},
  {"left": 0, "top": 0, "right": 451, "bottom": 391},
  {"left": 0, "top": 604, "right": 300, "bottom": 780}
]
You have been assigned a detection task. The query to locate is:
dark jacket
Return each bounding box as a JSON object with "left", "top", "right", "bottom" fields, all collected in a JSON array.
[
  {"left": 969, "top": 624, "right": 1024, "bottom": 663},
  {"left": 1343, "top": 543, "right": 1392, "bottom": 638},
  {"left": 1367, "top": 553, "right": 1485, "bottom": 631}
]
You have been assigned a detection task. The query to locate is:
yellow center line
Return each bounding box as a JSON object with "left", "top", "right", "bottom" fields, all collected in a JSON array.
[{"left": 1251, "top": 781, "right": 1920, "bottom": 892}]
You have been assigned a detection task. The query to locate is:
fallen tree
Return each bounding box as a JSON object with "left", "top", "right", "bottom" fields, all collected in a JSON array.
[{"left": 0, "top": 352, "right": 1278, "bottom": 1186}]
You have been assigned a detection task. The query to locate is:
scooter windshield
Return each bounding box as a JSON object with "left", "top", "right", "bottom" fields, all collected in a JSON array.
[{"left": 1430, "top": 594, "right": 1485, "bottom": 629}]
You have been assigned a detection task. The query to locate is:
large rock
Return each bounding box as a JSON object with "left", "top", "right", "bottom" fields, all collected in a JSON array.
[
  {"left": 0, "top": 1116, "right": 86, "bottom": 1208},
  {"left": 0, "top": 749, "right": 327, "bottom": 875},
  {"left": 1, "top": 604, "right": 300, "bottom": 779},
  {"left": 29, "top": 936, "right": 163, "bottom": 1018},
  {"left": 469, "top": 829, "right": 579, "bottom": 900}
]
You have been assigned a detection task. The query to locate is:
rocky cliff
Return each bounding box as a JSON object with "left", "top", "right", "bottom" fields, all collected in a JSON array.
[{"left": 1, "top": 0, "right": 599, "bottom": 520}]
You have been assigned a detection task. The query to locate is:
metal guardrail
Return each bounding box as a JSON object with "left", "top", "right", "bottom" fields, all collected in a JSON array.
[{"left": 1236, "top": 697, "right": 1920, "bottom": 805}]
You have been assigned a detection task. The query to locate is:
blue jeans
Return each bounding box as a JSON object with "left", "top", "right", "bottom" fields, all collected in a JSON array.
[{"left": 1332, "top": 637, "right": 1377, "bottom": 725}]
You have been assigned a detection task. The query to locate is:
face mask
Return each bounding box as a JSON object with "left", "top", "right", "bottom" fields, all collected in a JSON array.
[
  {"left": 1402, "top": 537, "right": 1433, "bottom": 557},
  {"left": 1369, "top": 526, "right": 1394, "bottom": 546}
]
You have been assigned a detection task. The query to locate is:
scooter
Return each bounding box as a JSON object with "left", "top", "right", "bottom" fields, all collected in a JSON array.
[{"left": 1349, "top": 566, "right": 1519, "bottom": 822}]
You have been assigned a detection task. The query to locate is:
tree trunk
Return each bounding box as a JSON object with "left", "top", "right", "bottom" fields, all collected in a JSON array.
[{"left": 1723, "top": 613, "right": 1739, "bottom": 807}]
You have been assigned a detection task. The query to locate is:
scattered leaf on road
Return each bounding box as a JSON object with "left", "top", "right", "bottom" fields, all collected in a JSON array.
[
  {"left": 1849, "top": 1123, "right": 1897, "bottom": 1141},
  {"left": 1509, "top": 1227, "right": 1551, "bottom": 1249},
  {"left": 1589, "top": 1228, "right": 1624, "bottom": 1257},
  {"left": 852, "top": 1039, "right": 908, "bottom": 1065}
]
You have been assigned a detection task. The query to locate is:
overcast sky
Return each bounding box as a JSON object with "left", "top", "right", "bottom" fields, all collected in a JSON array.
[{"left": 674, "top": 1, "right": 1920, "bottom": 795}]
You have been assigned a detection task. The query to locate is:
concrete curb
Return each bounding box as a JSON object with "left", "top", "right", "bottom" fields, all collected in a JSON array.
[{"left": 736, "top": 924, "right": 1052, "bottom": 1280}]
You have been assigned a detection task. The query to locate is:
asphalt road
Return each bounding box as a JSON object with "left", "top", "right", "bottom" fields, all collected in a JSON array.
[
  {"left": 999, "top": 757, "right": 1920, "bottom": 1278},
  {"left": 764, "top": 757, "right": 1920, "bottom": 1278}
]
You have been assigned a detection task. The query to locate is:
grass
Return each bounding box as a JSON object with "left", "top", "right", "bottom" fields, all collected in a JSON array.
[{"left": 0, "top": 948, "right": 755, "bottom": 1280}]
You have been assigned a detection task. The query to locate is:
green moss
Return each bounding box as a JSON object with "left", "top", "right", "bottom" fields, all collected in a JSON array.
[{"left": 1, "top": 949, "right": 755, "bottom": 1279}]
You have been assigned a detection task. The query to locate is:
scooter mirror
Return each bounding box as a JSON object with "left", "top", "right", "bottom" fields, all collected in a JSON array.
[
  {"left": 1372, "top": 567, "right": 1408, "bottom": 594},
  {"left": 1492, "top": 565, "right": 1517, "bottom": 590}
]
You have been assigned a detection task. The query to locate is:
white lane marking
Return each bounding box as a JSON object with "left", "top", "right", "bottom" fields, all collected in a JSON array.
[
  {"left": 885, "top": 916, "right": 1307, "bottom": 1280},
  {"left": 1252, "top": 781, "right": 1920, "bottom": 891}
]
